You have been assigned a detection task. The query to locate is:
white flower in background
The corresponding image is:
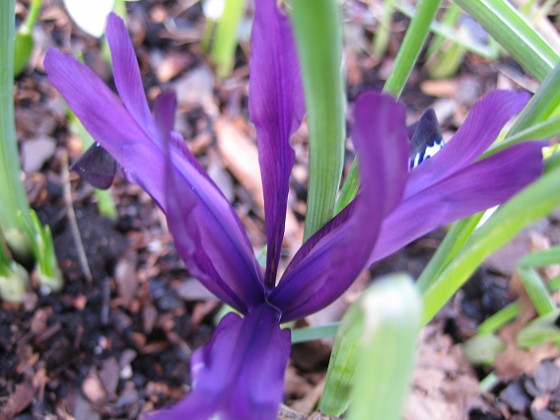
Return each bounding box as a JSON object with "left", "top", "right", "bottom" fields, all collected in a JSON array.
[
  {"left": 63, "top": 0, "right": 115, "bottom": 37},
  {"left": 203, "top": 0, "right": 225, "bottom": 20}
]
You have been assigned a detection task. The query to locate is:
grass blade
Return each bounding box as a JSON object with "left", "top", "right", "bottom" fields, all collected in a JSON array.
[
  {"left": 453, "top": 0, "right": 559, "bottom": 81},
  {"left": 290, "top": 0, "right": 346, "bottom": 239}
]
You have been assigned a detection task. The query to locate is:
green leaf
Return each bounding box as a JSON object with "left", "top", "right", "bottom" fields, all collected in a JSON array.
[
  {"left": 416, "top": 213, "right": 483, "bottom": 293},
  {"left": 291, "top": 323, "right": 338, "bottom": 344},
  {"left": 320, "top": 274, "right": 420, "bottom": 417},
  {"left": 395, "top": 2, "right": 499, "bottom": 59},
  {"left": 462, "top": 334, "right": 506, "bottom": 366},
  {"left": 0, "top": 0, "right": 33, "bottom": 260},
  {"left": 372, "top": 0, "right": 395, "bottom": 58},
  {"left": 478, "top": 302, "right": 519, "bottom": 334},
  {"left": 517, "top": 310, "right": 560, "bottom": 348},
  {"left": 212, "top": 0, "right": 246, "bottom": 78},
  {"left": 510, "top": 62, "right": 560, "bottom": 134},
  {"left": 289, "top": 0, "right": 345, "bottom": 239},
  {"left": 518, "top": 265, "right": 556, "bottom": 316},
  {"left": 13, "top": 33, "right": 33, "bottom": 77},
  {"left": 383, "top": 0, "right": 442, "bottom": 97},
  {"left": 453, "top": 0, "right": 559, "bottom": 82},
  {"left": 13, "top": 0, "right": 42, "bottom": 77}
]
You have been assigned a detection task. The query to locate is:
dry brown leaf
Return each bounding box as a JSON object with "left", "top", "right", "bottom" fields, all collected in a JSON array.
[
  {"left": 420, "top": 79, "right": 459, "bottom": 98},
  {"left": 215, "top": 118, "right": 300, "bottom": 243},
  {"left": 285, "top": 364, "right": 313, "bottom": 400},
  {"left": 0, "top": 380, "right": 34, "bottom": 419},
  {"left": 155, "top": 52, "right": 191, "bottom": 83},
  {"left": 290, "top": 379, "right": 325, "bottom": 415},
  {"left": 405, "top": 325, "right": 481, "bottom": 420}
]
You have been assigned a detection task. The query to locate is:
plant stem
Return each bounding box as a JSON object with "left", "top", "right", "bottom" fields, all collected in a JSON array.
[{"left": 0, "top": 0, "right": 33, "bottom": 260}]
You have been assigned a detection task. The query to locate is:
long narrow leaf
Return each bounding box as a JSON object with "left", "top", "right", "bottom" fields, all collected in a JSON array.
[
  {"left": 0, "top": 0, "right": 33, "bottom": 259},
  {"left": 320, "top": 274, "right": 420, "bottom": 417},
  {"left": 416, "top": 213, "right": 484, "bottom": 293},
  {"left": 395, "top": 2, "right": 499, "bottom": 59},
  {"left": 212, "top": 0, "right": 246, "bottom": 77},
  {"left": 453, "top": 0, "right": 559, "bottom": 81},
  {"left": 383, "top": 0, "right": 442, "bottom": 97},
  {"left": 290, "top": 0, "right": 346, "bottom": 239}
]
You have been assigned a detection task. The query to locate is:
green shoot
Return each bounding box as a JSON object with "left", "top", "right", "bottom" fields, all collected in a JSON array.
[
  {"left": 453, "top": 0, "right": 559, "bottom": 82},
  {"left": 320, "top": 274, "right": 420, "bottom": 417},
  {"left": 394, "top": 2, "right": 499, "bottom": 59},
  {"left": 291, "top": 323, "right": 338, "bottom": 344},
  {"left": 211, "top": 0, "right": 246, "bottom": 78},
  {"left": 18, "top": 211, "right": 62, "bottom": 292},
  {"left": 372, "top": 0, "right": 395, "bottom": 58},
  {"left": 289, "top": 0, "right": 345, "bottom": 239},
  {"left": 14, "top": 0, "right": 42, "bottom": 77},
  {"left": 516, "top": 310, "right": 560, "bottom": 348},
  {"left": 1, "top": 0, "right": 34, "bottom": 261},
  {"left": 0, "top": 233, "right": 29, "bottom": 303},
  {"left": 337, "top": 0, "right": 442, "bottom": 212},
  {"left": 383, "top": 0, "right": 442, "bottom": 97}
]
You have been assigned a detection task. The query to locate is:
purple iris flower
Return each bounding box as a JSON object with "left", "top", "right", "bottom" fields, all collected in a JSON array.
[{"left": 44, "top": 3, "right": 543, "bottom": 419}]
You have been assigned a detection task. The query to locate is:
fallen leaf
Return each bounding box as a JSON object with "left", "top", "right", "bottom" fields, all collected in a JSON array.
[
  {"left": 405, "top": 325, "right": 481, "bottom": 420},
  {"left": 0, "top": 380, "right": 34, "bottom": 419}
]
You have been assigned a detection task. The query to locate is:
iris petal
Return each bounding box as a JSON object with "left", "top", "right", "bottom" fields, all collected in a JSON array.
[
  {"left": 164, "top": 132, "right": 265, "bottom": 312},
  {"left": 405, "top": 90, "right": 530, "bottom": 198},
  {"left": 105, "top": 14, "right": 155, "bottom": 138},
  {"left": 45, "top": 16, "right": 265, "bottom": 311},
  {"left": 249, "top": 0, "right": 305, "bottom": 288},
  {"left": 44, "top": 49, "right": 168, "bottom": 208},
  {"left": 270, "top": 93, "right": 408, "bottom": 321},
  {"left": 151, "top": 304, "right": 291, "bottom": 420},
  {"left": 370, "top": 141, "right": 544, "bottom": 264}
]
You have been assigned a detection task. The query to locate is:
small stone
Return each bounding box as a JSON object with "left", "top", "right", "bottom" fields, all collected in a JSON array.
[
  {"left": 21, "top": 136, "right": 56, "bottom": 172},
  {"left": 81, "top": 369, "right": 108, "bottom": 405},
  {"left": 531, "top": 408, "right": 558, "bottom": 420},
  {"left": 534, "top": 360, "right": 560, "bottom": 393},
  {"left": 500, "top": 381, "right": 531, "bottom": 413}
]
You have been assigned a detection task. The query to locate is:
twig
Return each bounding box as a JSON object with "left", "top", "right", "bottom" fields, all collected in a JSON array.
[{"left": 61, "top": 150, "right": 93, "bottom": 283}]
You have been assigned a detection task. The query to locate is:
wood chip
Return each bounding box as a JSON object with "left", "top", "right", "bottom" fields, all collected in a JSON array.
[
  {"left": 420, "top": 79, "right": 459, "bottom": 98},
  {"left": 0, "top": 380, "right": 34, "bottom": 418},
  {"left": 82, "top": 369, "right": 108, "bottom": 406},
  {"left": 215, "top": 117, "right": 301, "bottom": 242}
]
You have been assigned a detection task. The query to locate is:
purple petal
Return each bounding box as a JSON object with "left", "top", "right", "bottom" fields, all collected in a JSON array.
[
  {"left": 164, "top": 134, "right": 266, "bottom": 311},
  {"left": 70, "top": 142, "right": 117, "bottom": 189},
  {"left": 269, "top": 93, "right": 409, "bottom": 322},
  {"left": 405, "top": 90, "right": 530, "bottom": 198},
  {"left": 249, "top": 0, "right": 304, "bottom": 288},
  {"left": 150, "top": 304, "right": 291, "bottom": 420},
  {"left": 105, "top": 13, "right": 155, "bottom": 137},
  {"left": 152, "top": 91, "right": 177, "bottom": 138},
  {"left": 369, "top": 141, "right": 544, "bottom": 264},
  {"left": 45, "top": 49, "right": 168, "bottom": 208},
  {"left": 45, "top": 50, "right": 264, "bottom": 311}
]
